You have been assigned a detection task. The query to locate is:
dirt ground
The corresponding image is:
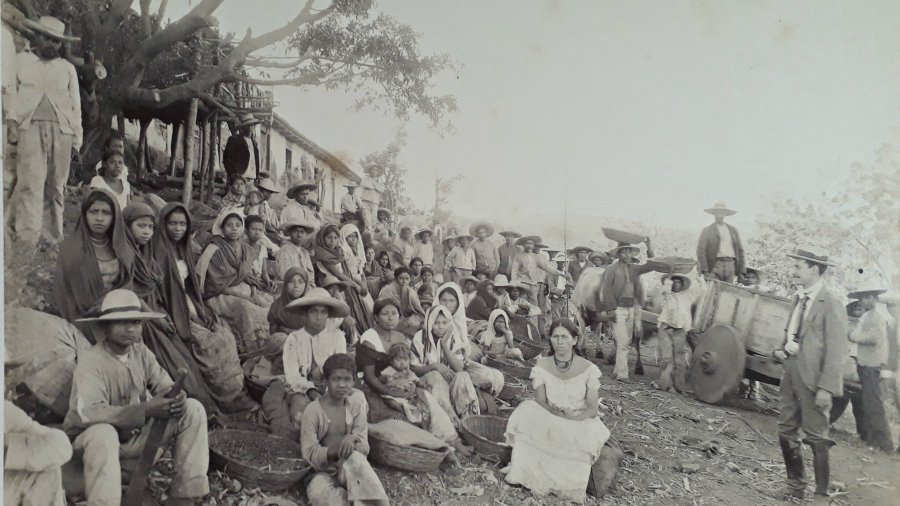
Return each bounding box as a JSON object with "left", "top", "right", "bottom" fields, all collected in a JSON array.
[{"left": 5, "top": 190, "right": 899, "bottom": 505}]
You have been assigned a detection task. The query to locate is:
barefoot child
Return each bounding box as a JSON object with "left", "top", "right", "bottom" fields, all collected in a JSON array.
[{"left": 301, "top": 354, "right": 390, "bottom": 506}]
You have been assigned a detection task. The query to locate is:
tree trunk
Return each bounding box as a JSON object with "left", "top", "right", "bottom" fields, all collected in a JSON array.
[
  {"left": 182, "top": 98, "right": 199, "bottom": 207},
  {"left": 199, "top": 119, "right": 211, "bottom": 202},
  {"left": 136, "top": 119, "right": 149, "bottom": 181}
]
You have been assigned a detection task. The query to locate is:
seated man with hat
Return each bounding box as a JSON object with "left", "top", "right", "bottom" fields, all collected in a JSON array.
[
  {"left": 280, "top": 180, "right": 321, "bottom": 233},
  {"left": 774, "top": 248, "right": 847, "bottom": 499},
  {"left": 64, "top": 289, "right": 209, "bottom": 506},
  {"left": 275, "top": 216, "right": 317, "bottom": 289}
]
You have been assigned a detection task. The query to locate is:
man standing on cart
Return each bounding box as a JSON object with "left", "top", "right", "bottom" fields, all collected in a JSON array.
[
  {"left": 696, "top": 201, "right": 746, "bottom": 283},
  {"left": 773, "top": 248, "right": 847, "bottom": 499}
]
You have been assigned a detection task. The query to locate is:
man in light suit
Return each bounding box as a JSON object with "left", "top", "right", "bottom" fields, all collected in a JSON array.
[{"left": 774, "top": 249, "right": 848, "bottom": 499}]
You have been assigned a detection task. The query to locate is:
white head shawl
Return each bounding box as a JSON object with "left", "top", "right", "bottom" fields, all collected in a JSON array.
[
  {"left": 340, "top": 223, "right": 366, "bottom": 278},
  {"left": 482, "top": 308, "right": 509, "bottom": 348}
]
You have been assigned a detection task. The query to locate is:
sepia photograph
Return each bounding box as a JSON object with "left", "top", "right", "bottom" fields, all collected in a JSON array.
[{"left": 1, "top": 0, "right": 899, "bottom": 504}]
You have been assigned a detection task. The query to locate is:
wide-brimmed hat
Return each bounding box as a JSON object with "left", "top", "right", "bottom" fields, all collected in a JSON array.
[
  {"left": 848, "top": 282, "right": 887, "bottom": 300},
  {"left": 23, "top": 16, "right": 80, "bottom": 42},
  {"left": 499, "top": 230, "right": 521, "bottom": 238},
  {"left": 569, "top": 246, "right": 592, "bottom": 255},
  {"left": 281, "top": 216, "right": 317, "bottom": 233},
  {"left": 468, "top": 221, "right": 495, "bottom": 237},
  {"left": 415, "top": 227, "right": 433, "bottom": 239},
  {"left": 662, "top": 273, "right": 692, "bottom": 290},
  {"left": 515, "top": 235, "right": 542, "bottom": 246},
  {"left": 589, "top": 251, "right": 609, "bottom": 261},
  {"left": 786, "top": 248, "right": 835, "bottom": 267},
  {"left": 257, "top": 177, "right": 280, "bottom": 193},
  {"left": 344, "top": 182, "right": 359, "bottom": 188},
  {"left": 551, "top": 252, "right": 568, "bottom": 263},
  {"left": 460, "top": 275, "right": 479, "bottom": 287},
  {"left": 76, "top": 289, "right": 166, "bottom": 322},
  {"left": 286, "top": 180, "right": 317, "bottom": 199},
  {"left": 321, "top": 275, "right": 348, "bottom": 290},
  {"left": 285, "top": 287, "right": 350, "bottom": 317},
  {"left": 456, "top": 234, "right": 474, "bottom": 242},
  {"left": 235, "top": 112, "right": 261, "bottom": 128},
  {"left": 493, "top": 274, "right": 511, "bottom": 288},
  {"left": 506, "top": 280, "right": 530, "bottom": 291},
  {"left": 611, "top": 243, "right": 640, "bottom": 256},
  {"left": 442, "top": 235, "right": 457, "bottom": 246},
  {"left": 704, "top": 201, "right": 737, "bottom": 216}
]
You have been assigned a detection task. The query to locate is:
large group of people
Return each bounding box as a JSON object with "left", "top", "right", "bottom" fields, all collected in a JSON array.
[{"left": 3, "top": 15, "right": 898, "bottom": 506}]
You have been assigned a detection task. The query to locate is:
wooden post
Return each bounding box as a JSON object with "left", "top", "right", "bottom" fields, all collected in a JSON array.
[
  {"left": 199, "top": 119, "right": 211, "bottom": 203},
  {"left": 168, "top": 122, "right": 180, "bottom": 177},
  {"left": 182, "top": 98, "right": 199, "bottom": 207},
  {"left": 136, "top": 120, "right": 149, "bottom": 181}
]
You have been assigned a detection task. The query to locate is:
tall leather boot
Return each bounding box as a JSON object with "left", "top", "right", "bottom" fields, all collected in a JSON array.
[
  {"left": 779, "top": 435, "right": 805, "bottom": 499},
  {"left": 810, "top": 441, "right": 844, "bottom": 496}
]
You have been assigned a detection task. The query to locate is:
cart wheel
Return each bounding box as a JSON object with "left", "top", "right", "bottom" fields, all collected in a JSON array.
[{"left": 688, "top": 324, "right": 746, "bottom": 404}]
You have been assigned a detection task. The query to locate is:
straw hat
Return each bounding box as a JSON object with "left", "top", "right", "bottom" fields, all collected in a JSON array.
[
  {"left": 415, "top": 227, "right": 433, "bottom": 239},
  {"left": 848, "top": 282, "right": 887, "bottom": 300},
  {"left": 76, "top": 289, "right": 166, "bottom": 322},
  {"left": 257, "top": 177, "right": 280, "bottom": 193},
  {"left": 460, "top": 275, "right": 479, "bottom": 287},
  {"left": 281, "top": 216, "right": 317, "bottom": 233},
  {"left": 551, "top": 252, "right": 568, "bottom": 263},
  {"left": 321, "top": 275, "right": 348, "bottom": 290},
  {"left": 611, "top": 243, "right": 640, "bottom": 256},
  {"left": 442, "top": 235, "right": 457, "bottom": 246},
  {"left": 493, "top": 274, "right": 511, "bottom": 288},
  {"left": 286, "top": 180, "right": 317, "bottom": 199},
  {"left": 662, "top": 273, "right": 692, "bottom": 290},
  {"left": 589, "top": 251, "right": 608, "bottom": 261},
  {"left": 234, "top": 112, "right": 261, "bottom": 128},
  {"left": 499, "top": 231, "right": 521, "bottom": 238},
  {"left": 515, "top": 235, "right": 542, "bottom": 246},
  {"left": 23, "top": 16, "right": 80, "bottom": 42},
  {"left": 285, "top": 287, "right": 350, "bottom": 317},
  {"left": 468, "top": 221, "right": 495, "bottom": 237},
  {"left": 456, "top": 234, "right": 474, "bottom": 242},
  {"left": 704, "top": 201, "right": 737, "bottom": 216},
  {"left": 344, "top": 182, "right": 359, "bottom": 188},
  {"left": 569, "top": 246, "right": 592, "bottom": 255},
  {"left": 786, "top": 248, "right": 835, "bottom": 267}
]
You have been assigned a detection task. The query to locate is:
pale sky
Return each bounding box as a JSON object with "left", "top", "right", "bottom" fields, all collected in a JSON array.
[{"left": 169, "top": 0, "right": 900, "bottom": 233}]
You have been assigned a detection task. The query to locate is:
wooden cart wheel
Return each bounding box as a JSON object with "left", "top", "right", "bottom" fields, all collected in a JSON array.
[{"left": 688, "top": 324, "right": 746, "bottom": 404}]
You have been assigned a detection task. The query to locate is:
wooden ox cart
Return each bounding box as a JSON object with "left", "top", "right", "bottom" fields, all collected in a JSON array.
[{"left": 688, "top": 280, "right": 859, "bottom": 404}]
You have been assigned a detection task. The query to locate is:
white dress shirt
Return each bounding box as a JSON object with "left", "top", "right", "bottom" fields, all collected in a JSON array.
[
  {"left": 716, "top": 223, "right": 735, "bottom": 258},
  {"left": 9, "top": 52, "right": 82, "bottom": 148}
]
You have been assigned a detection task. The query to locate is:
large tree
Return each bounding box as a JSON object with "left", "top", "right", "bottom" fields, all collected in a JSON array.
[{"left": 20, "top": 0, "right": 455, "bottom": 176}]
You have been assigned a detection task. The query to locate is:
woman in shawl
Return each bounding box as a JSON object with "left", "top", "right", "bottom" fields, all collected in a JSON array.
[
  {"left": 198, "top": 208, "right": 271, "bottom": 355},
  {"left": 473, "top": 309, "right": 524, "bottom": 361},
  {"left": 149, "top": 202, "right": 255, "bottom": 413},
  {"left": 466, "top": 278, "right": 499, "bottom": 321},
  {"left": 55, "top": 189, "right": 134, "bottom": 344},
  {"left": 357, "top": 299, "right": 465, "bottom": 448},
  {"left": 435, "top": 282, "right": 506, "bottom": 397},
  {"left": 313, "top": 224, "right": 374, "bottom": 335},
  {"left": 268, "top": 267, "right": 310, "bottom": 337},
  {"left": 366, "top": 249, "right": 394, "bottom": 296},
  {"left": 120, "top": 202, "right": 219, "bottom": 414},
  {"left": 340, "top": 223, "right": 375, "bottom": 313},
  {"left": 377, "top": 266, "right": 426, "bottom": 337}
]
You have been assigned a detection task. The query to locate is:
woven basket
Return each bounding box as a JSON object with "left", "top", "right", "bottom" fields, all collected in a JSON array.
[
  {"left": 484, "top": 355, "right": 532, "bottom": 380},
  {"left": 244, "top": 376, "right": 268, "bottom": 403},
  {"left": 460, "top": 415, "right": 512, "bottom": 464},
  {"left": 209, "top": 430, "right": 311, "bottom": 492},
  {"left": 368, "top": 433, "right": 451, "bottom": 473},
  {"left": 646, "top": 256, "right": 696, "bottom": 274},
  {"left": 601, "top": 227, "right": 645, "bottom": 245},
  {"left": 498, "top": 380, "right": 528, "bottom": 405},
  {"left": 515, "top": 339, "right": 549, "bottom": 360}
]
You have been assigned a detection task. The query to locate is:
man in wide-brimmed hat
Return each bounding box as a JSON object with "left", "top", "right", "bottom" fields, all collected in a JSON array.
[
  {"left": 413, "top": 226, "right": 435, "bottom": 267},
  {"left": 774, "top": 248, "right": 847, "bottom": 499},
  {"left": 275, "top": 217, "right": 317, "bottom": 286},
  {"left": 446, "top": 233, "right": 477, "bottom": 282},
  {"left": 696, "top": 201, "right": 746, "bottom": 283},
  {"left": 6, "top": 15, "right": 82, "bottom": 251},
  {"left": 567, "top": 246, "right": 593, "bottom": 283},
  {"left": 589, "top": 250, "right": 611, "bottom": 268},
  {"left": 246, "top": 174, "right": 282, "bottom": 234},
  {"left": 280, "top": 179, "right": 320, "bottom": 233},
  {"left": 844, "top": 283, "right": 893, "bottom": 452},
  {"left": 470, "top": 221, "right": 500, "bottom": 278},
  {"left": 597, "top": 237, "right": 660, "bottom": 381},
  {"left": 65, "top": 289, "right": 210, "bottom": 506},
  {"left": 339, "top": 181, "right": 363, "bottom": 225},
  {"left": 223, "top": 112, "right": 262, "bottom": 182},
  {"left": 510, "top": 235, "right": 568, "bottom": 312},
  {"left": 497, "top": 230, "right": 520, "bottom": 279}
]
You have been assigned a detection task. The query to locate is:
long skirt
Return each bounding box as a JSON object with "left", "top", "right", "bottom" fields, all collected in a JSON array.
[
  {"left": 188, "top": 321, "right": 254, "bottom": 412},
  {"left": 206, "top": 294, "right": 270, "bottom": 356},
  {"left": 142, "top": 320, "right": 218, "bottom": 415},
  {"left": 346, "top": 286, "right": 375, "bottom": 335},
  {"left": 306, "top": 452, "right": 389, "bottom": 506},
  {"left": 504, "top": 400, "right": 610, "bottom": 502}
]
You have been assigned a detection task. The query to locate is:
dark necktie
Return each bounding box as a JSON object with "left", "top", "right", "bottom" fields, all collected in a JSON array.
[{"left": 794, "top": 295, "right": 810, "bottom": 339}]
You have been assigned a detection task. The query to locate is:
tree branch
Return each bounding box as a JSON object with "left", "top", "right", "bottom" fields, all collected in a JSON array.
[
  {"left": 225, "top": 0, "right": 334, "bottom": 66},
  {"left": 238, "top": 73, "right": 327, "bottom": 86},
  {"left": 140, "top": 0, "right": 152, "bottom": 37},
  {"left": 101, "top": 0, "right": 138, "bottom": 35},
  {"left": 153, "top": 0, "right": 169, "bottom": 33},
  {"left": 137, "top": 0, "right": 223, "bottom": 63}
]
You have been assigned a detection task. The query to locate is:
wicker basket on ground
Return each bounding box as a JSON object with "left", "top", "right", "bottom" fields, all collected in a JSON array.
[
  {"left": 244, "top": 376, "right": 268, "bottom": 403},
  {"left": 209, "top": 429, "right": 311, "bottom": 492},
  {"left": 498, "top": 379, "right": 528, "bottom": 405},
  {"left": 460, "top": 415, "right": 512, "bottom": 464},
  {"left": 484, "top": 355, "right": 532, "bottom": 380},
  {"left": 645, "top": 256, "right": 696, "bottom": 274},
  {"left": 515, "top": 338, "right": 549, "bottom": 360},
  {"left": 368, "top": 432, "right": 451, "bottom": 473}
]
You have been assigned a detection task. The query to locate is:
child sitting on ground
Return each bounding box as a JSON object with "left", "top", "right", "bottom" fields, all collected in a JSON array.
[{"left": 475, "top": 309, "right": 525, "bottom": 361}]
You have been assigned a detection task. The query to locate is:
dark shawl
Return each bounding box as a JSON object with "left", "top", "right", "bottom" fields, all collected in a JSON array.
[
  {"left": 267, "top": 267, "right": 309, "bottom": 334},
  {"left": 123, "top": 202, "right": 165, "bottom": 309},
  {"left": 55, "top": 189, "right": 134, "bottom": 343},
  {"left": 150, "top": 202, "right": 215, "bottom": 337},
  {"left": 466, "top": 279, "right": 499, "bottom": 321},
  {"left": 203, "top": 226, "right": 259, "bottom": 300}
]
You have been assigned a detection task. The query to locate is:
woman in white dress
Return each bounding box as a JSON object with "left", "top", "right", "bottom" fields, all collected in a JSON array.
[{"left": 504, "top": 318, "right": 611, "bottom": 503}]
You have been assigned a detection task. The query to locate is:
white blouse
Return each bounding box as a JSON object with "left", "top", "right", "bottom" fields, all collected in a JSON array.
[
  {"left": 283, "top": 327, "right": 346, "bottom": 394},
  {"left": 531, "top": 361, "right": 602, "bottom": 412}
]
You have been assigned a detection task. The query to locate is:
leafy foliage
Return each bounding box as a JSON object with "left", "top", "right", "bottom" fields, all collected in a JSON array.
[{"left": 359, "top": 129, "right": 416, "bottom": 215}]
